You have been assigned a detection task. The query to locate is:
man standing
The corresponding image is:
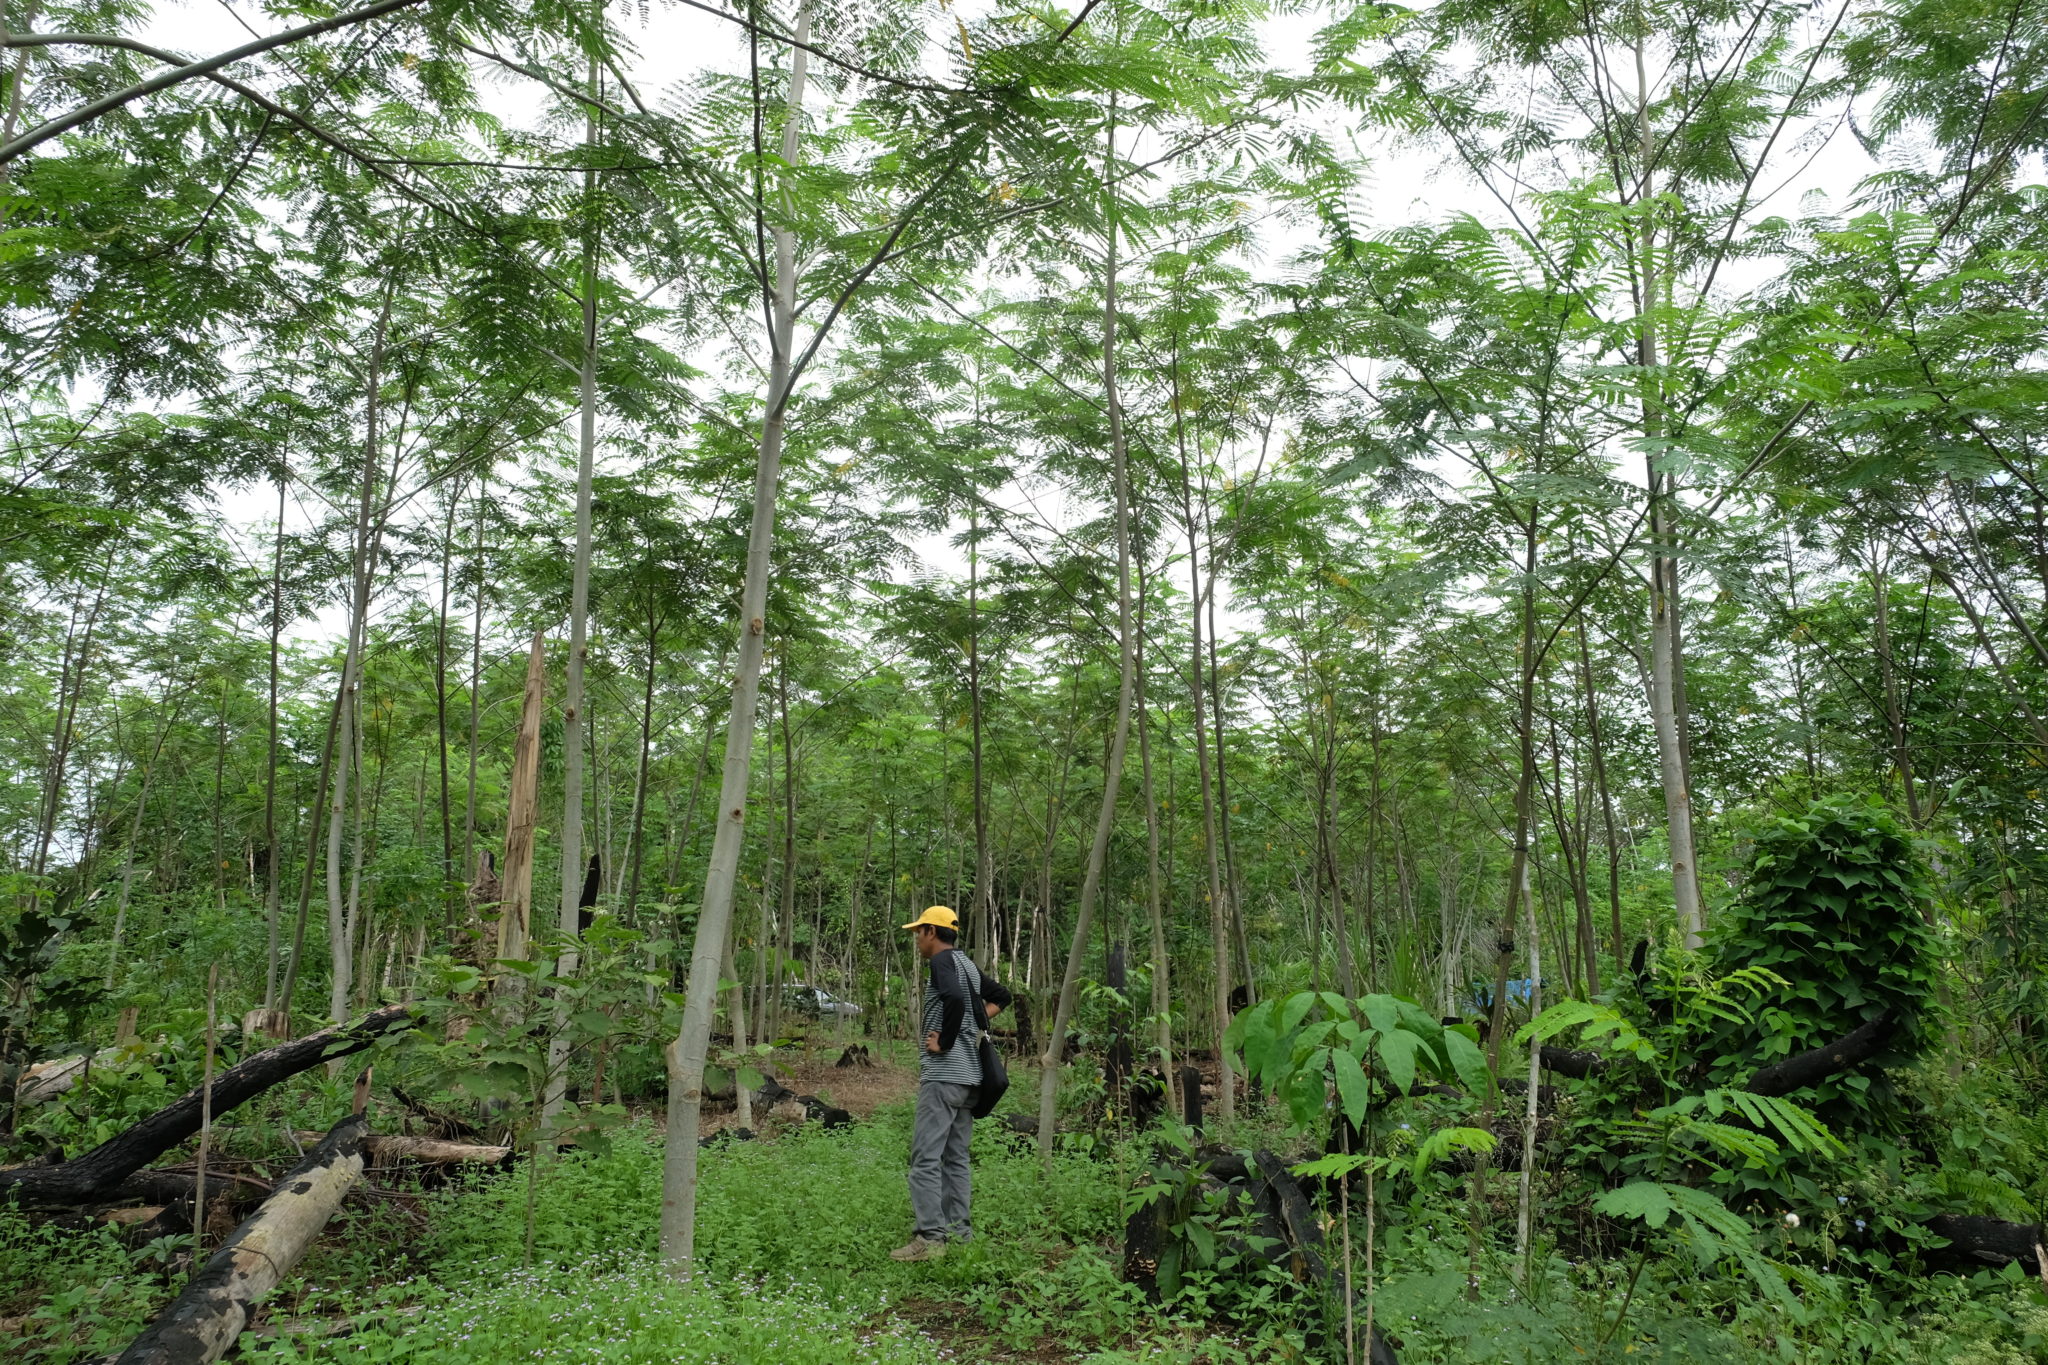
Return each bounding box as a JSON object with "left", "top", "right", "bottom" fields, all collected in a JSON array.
[{"left": 892, "top": 906, "right": 1008, "bottom": 1262}]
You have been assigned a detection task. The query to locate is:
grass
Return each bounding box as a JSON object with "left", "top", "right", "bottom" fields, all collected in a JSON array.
[{"left": 6, "top": 1075, "right": 2047, "bottom": 1364}]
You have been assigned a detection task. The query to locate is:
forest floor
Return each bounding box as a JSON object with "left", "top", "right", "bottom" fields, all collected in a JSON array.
[{"left": 7, "top": 1043, "right": 2046, "bottom": 1363}]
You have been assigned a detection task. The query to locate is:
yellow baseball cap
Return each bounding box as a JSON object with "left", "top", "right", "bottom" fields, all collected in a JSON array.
[{"left": 901, "top": 906, "right": 959, "bottom": 931}]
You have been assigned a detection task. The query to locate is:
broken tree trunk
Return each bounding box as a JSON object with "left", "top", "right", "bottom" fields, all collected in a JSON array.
[
  {"left": 116, "top": 1115, "right": 370, "bottom": 1365},
  {"left": 0, "top": 1006, "right": 413, "bottom": 1207},
  {"left": 496, "top": 631, "right": 547, "bottom": 967}
]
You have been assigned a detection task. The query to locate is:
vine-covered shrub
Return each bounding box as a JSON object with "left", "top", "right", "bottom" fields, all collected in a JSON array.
[{"left": 1699, "top": 793, "right": 1941, "bottom": 1128}]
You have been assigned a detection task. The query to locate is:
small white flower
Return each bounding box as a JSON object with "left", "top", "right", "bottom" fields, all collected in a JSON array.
[{"left": 1783, "top": 1212, "right": 1800, "bottom": 1229}]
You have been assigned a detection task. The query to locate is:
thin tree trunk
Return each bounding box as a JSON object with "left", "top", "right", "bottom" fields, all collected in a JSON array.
[
  {"left": 1177, "top": 479, "right": 1233, "bottom": 1120},
  {"left": 311, "top": 287, "right": 395, "bottom": 1022},
  {"left": 776, "top": 652, "right": 797, "bottom": 1036},
  {"left": 435, "top": 482, "right": 458, "bottom": 878},
  {"left": 1514, "top": 854, "right": 1541, "bottom": 1283},
  {"left": 1579, "top": 624, "right": 1625, "bottom": 967},
  {"left": 105, "top": 692, "right": 183, "bottom": 989},
  {"left": 1205, "top": 531, "right": 1252, "bottom": 1007},
  {"left": 327, "top": 685, "right": 364, "bottom": 1027},
  {"left": 969, "top": 501, "right": 993, "bottom": 961},
  {"left": 262, "top": 477, "right": 287, "bottom": 1011},
  {"left": 1133, "top": 550, "right": 1173, "bottom": 1109},
  {"left": 1320, "top": 701, "right": 1354, "bottom": 998},
  {"left": 1037, "top": 106, "right": 1140, "bottom": 1157},
  {"left": 623, "top": 620, "right": 658, "bottom": 919},
  {"left": 211, "top": 678, "right": 231, "bottom": 911},
  {"left": 462, "top": 481, "right": 486, "bottom": 880},
  {"left": 1870, "top": 554, "right": 1923, "bottom": 824},
  {"left": 31, "top": 575, "right": 108, "bottom": 893},
  {"left": 721, "top": 924, "right": 753, "bottom": 1130},
  {"left": 660, "top": 5, "right": 812, "bottom": 1272},
  {"left": 280, "top": 678, "right": 345, "bottom": 1020},
  {"left": 1635, "top": 40, "right": 1703, "bottom": 949},
  {"left": 544, "top": 77, "right": 602, "bottom": 1122}
]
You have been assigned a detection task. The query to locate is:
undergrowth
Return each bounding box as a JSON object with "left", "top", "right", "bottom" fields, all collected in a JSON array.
[{"left": 5, "top": 1093, "right": 2045, "bottom": 1364}]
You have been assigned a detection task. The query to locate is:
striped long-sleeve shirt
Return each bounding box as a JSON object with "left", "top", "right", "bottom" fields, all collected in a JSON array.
[{"left": 920, "top": 948, "right": 984, "bottom": 1086}]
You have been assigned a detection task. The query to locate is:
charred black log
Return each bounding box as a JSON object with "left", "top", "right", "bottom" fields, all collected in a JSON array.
[
  {"left": 1926, "top": 1214, "right": 2046, "bottom": 1273},
  {"left": 116, "top": 1115, "right": 370, "bottom": 1365},
  {"left": 796, "top": 1095, "right": 853, "bottom": 1128},
  {"left": 1123, "top": 1147, "right": 1398, "bottom": 1363},
  {"left": 1104, "top": 943, "right": 1134, "bottom": 1100},
  {"left": 1, "top": 1006, "right": 416, "bottom": 1208},
  {"left": 574, "top": 854, "right": 601, "bottom": 934},
  {"left": 1180, "top": 1064, "right": 1204, "bottom": 1132},
  {"left": 834, "top": 1044, "right": 874, "bottom": 1069},
  {"left": 1537, "top": 1047, "right": 1611, "bottom": 1079},
  {"left": 1250, "top": 1151, "right": 1400, "bottom": 1365},
  {"left": 1128, "top": 1068, "right": 1167, "bottom": 1128},
  {"left": 1745, "top": 1010, "right": 1892, "bottom": 1098}
]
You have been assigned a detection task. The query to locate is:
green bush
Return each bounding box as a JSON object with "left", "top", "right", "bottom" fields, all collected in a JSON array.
[{"left": 1705, "top": 793, "right": 1941, "bottom": 1123}]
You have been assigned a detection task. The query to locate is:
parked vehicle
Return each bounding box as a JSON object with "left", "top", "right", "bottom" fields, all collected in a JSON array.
[{"left": 781, "top": 984, "right": 862, "bottom": 1020}]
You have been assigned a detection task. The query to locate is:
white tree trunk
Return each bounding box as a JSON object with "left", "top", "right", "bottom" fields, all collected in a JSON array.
[
  {"left": 1036, "top": 107, "right": 1139, "bottom": 1157},
  {"left": 544, "top": 56, "right": 603, "bottom": 1127},
  {"left": 660, "top": 6, "right": 811, "bottom": 1272}
]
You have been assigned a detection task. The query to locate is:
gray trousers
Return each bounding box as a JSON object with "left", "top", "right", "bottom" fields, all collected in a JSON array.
[{"left": 908, "top": 1080, "right": 975, "bottom": 1240}]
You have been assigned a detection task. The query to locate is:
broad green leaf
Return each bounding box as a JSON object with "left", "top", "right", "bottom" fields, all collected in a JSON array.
[
  {"left": 1377, "top": 1028, "right": 1419, "bottom": 1094},
  {"left": 1443, "top": 1028, "right": 1494, "bottom": 1099},
  {"left": 1332, "top": 1047, "right": 1371, "bottom": 1126}
]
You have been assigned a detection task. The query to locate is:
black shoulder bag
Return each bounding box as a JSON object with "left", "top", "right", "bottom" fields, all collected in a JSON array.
[{"left": 959, "top": 957, "right": 1009, "bottom": 1119}]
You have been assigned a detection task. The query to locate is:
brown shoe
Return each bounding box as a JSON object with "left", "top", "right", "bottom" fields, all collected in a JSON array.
[{"left": 889, "top": 1236, "right": 947, "bottom": 1262}]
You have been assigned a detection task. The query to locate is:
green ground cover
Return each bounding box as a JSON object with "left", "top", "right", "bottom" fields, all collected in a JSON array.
[{"left": 7, "top": 1096, "right": 2044, "bottom": 1364}]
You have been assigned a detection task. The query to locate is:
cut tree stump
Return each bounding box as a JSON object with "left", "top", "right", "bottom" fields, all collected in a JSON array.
[
  {"left": 115, "top": 1114, "right": 371, "bottom": 1365},
  {"left": 0, "top": 1005, "right": 414, "bottom": 1207}
]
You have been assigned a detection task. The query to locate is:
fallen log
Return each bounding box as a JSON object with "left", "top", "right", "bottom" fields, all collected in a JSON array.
[
  {"left": 102, "top": 1169, "right": 271, "bottom": 1208},
  {"left": 18, "top": 1053, "right": 91, "bottom": 1105},
  {"left": 0, "top": 1005, "right": 415, "bottom": 1207},
  {"left": 116, "top": 1114, "right": 370, "bottom": 1365},
  {"left": 1745, "top": 1010, "right": 1893, "bottom": 1097},
  {"left": 1537, "top": 1047, "right": 1610, "bottom": 1079},
  {"left": 292, "top": 1132, "right": 511, "bottom": 1167},
  {"left": 1925, "top": 1214, "right": 2046, "bottom": 1274}
]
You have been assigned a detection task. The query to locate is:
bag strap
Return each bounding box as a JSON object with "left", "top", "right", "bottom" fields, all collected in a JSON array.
[{"left": 953, "top": 950, "right": 986, "bottom": 1038}]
